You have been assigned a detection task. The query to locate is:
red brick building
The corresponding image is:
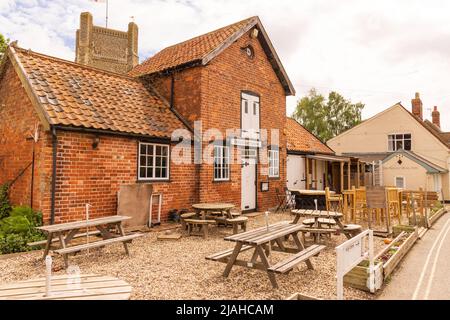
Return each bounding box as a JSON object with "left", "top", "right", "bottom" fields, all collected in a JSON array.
[{"left": 0, "top": 16, "right": 295, "bottom": 224}]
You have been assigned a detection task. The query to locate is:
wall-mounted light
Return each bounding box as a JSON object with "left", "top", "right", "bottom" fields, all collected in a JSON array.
[
  {"left": 92, "top": 136, "right": 100, "bottom": 149},
  {"left": 250, "top": 28, "right": 259, "bottom": 39}
]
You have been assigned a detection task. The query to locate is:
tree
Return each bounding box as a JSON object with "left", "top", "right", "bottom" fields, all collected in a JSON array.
[
  {"left": 0, "top": 33, "right": 9, "bottom": 58},
  {"left": 292, "top": 88, "right": 364, "bottom": 142}
]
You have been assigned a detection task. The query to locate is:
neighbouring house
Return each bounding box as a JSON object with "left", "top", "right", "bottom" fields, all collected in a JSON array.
[
  {"left": 0, "top": 13, "right": 296, "bottom": 224},
  {"left": 327, "top": 93, "right": 450, "bottom": 200},
  {"left": 286, "top": 118, "right": 365, "bottom": 192}
]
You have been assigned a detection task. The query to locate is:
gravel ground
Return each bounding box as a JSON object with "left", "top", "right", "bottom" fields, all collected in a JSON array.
[{"left": 0, "top": 212, "right": 387, "bottom": 300}]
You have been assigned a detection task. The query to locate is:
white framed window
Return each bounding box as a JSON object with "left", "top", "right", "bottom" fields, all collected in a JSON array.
[
  {"left": 268, "top": 148, "right": 279, "bottom": 178},
  {"left": 214, "top": 145, "right": 230, "bottom": 181},
  {"left": 388, "top": 134, "right": 411, "bottom": 151},
  {"left": 138, "top": 142, "right": 169, "bottom": 180},
  {"left": 395, "top": 176, "right": 405, "bottom": 189}
]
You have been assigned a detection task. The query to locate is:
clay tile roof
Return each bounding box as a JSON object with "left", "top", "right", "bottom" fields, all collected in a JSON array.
[
  {"left": 286, "top": 117, "right": 334, "bottom": 155},
  {"left": 422, "top": 119, "right": 450, "bottom": 147},
  {"left": 12, "top": 46, "right": 187, "bottom": 138},
  {"left": 129, "top": 17, "right": 257, "bottom": 77}
]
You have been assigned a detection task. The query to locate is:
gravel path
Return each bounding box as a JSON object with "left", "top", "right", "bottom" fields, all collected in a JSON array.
[{"left": 0, "top": 212, "right": 386, "bottom": 300}]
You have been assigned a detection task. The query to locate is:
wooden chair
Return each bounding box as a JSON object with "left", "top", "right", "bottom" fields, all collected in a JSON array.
[
  {"left": 325, "top": 187, "right": 343, "bottom": 213},
  {"left": 275, "top": 187, "right": 288, "bottom": 212},
  {"left": 353, "top": 187, "right": 367, "bottom": 223},
  {"left": 284, "top": 187, "right": 296, "bottom": 210},
  {"left": 386, "top": 188, "right": 401, "bottom": 225},
  {"left": 366, "top": 186, "right": 390, "bottom": 233}
]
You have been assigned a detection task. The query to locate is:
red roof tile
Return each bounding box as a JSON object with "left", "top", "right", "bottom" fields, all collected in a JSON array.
[
  {"left": 11, "top": 46, "right": 187, "bottom": 138},
  {"left": 286, "top": 118, "right": 334, "bottom": 154},
  {"left": 129, "top": 17, "right": 256, "bottom": 77}
]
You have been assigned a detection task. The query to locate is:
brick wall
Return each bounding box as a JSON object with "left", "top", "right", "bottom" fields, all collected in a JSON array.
[
  {"left": 50, "top": 131, "right": 198, "bottom": 223},
  {"left": 0, "top": 62, "right": 49, "bottom": 212},
  {"left": 150, "top": 29, "right": 287, "bottom": 212}
]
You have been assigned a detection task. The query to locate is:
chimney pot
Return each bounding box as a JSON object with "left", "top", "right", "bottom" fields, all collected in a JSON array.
[
  {"left": 432, "top": 105, "right": 440, "bottom": 128},
  {"left": 411, "top": 92, "right": 423, "bottom": 120}
]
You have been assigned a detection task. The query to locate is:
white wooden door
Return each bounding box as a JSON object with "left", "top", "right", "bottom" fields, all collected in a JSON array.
[
  {"left": 241, "top": 93, "right": 260, "bottom": 140},
  {"left": 287, "top": 155, "right": 305, "bottom": 189},
  {"left": 241, "top": 157, "right": 256, "bottom": 211}
]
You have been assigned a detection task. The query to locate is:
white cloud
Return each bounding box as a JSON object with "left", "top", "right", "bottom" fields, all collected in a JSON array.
[{"left": 1, "top": 0, "right": 450, "bottom": 130}]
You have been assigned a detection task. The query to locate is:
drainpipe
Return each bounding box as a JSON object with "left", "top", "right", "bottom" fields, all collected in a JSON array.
[
  {"left": 50, "top": 127, "right": 57, "bottom": 225},
  {"left": 170, "top": 73, "right": 175, "bottom": 109}
]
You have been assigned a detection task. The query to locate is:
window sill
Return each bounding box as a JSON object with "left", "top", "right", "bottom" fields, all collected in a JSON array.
[{"left": 136, "top": 179, "right": 171, "bottom": 183}]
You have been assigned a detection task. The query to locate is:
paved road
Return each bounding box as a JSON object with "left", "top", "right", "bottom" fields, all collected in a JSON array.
[{"left": 378, "top": 209, "right": 450, "bottom": 300}]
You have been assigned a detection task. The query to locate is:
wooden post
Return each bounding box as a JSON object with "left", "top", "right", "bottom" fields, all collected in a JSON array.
[
  {"left": 362, "top": 163, "right": 366, "bottom": 186},
  {"left": 325, "top": 162, "right": 329, "bottom": 189},
  {"left": 305, "top": 157, "right": 310, "bottom": 190},
  {"left": 356, "top": 161, "right": 361, "bottom": 188},
  {"left": 340, "top": 162, "right": 344, "bottom": 193},
  {"left": 347, "top": 161, "right": 351, "bottom": 191},
  {"left": 314, "top": 159, "right": 318, "bottom": 189}
]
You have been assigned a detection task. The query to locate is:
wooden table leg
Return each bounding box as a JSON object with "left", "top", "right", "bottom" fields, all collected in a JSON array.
[
  {"left": 42, "top": 232, "right": 53, "bottom": 260},
  {"left": 57, "top": 232, "right": 69, "bottom": 268},
  {"left": 334, "top": 218, "right": 351, "bottom": 239},
  {"left": 292, "top": 233, "right": 314, "bottom": 270},
  {"left": 255, "top": 245, "right": 278, "bottom": 289},
  {"left": 223, "top": 242, "right": 243, "bottom": 277},
  {"left": 292, "top": 214, "right": 300, "bottom": 224},
  {"left": 117, "top": 224, "right": 129, "bottom": 255}
]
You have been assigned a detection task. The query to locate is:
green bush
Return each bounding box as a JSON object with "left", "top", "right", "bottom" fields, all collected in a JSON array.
[
  {"left": 0, "top": 205, "right": 45, "bottom": 254},
  {"left": 10, "top": 206, "right": 42, "bottom": 227},
  {"left": 0, "top": 183, "right": 11, "bottom": 220},
  {"left": 0, "top": 215, "right": 31, "bottom": 234}
]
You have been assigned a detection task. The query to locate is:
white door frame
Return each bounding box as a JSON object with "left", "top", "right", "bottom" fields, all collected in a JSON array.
[{"left": 241, "top": 153, "right": 257, "bottom": 212}]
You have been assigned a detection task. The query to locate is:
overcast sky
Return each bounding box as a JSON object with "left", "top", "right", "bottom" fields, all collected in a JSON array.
[{"left": 1, "top": 0, "right": 450, "bottom": 130}]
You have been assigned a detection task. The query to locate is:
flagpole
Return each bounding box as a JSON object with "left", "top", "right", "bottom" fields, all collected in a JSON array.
[{"left": 105, "top": 0, "right": 108, "bottom": 28}]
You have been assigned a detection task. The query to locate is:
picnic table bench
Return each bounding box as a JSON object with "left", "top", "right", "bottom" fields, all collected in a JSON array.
[
  {"left": 36, "top": 215, "right": 143, "bottom": 268},
  {"left": 0, "top": 274, "right": 132, "bottom": 300},
  {"left": 206, "top": 221, "right": 325, "bottom": 288},
  {"left": 291, "top": 209, "right": 361, "bottom": 242}
]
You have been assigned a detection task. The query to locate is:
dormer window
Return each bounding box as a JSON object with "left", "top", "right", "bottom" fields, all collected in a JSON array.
[{"left": 388, "top": 134, "right": 411, "bottom": 151}]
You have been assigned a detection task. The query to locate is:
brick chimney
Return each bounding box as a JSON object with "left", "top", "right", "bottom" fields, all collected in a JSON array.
[
  {"left": 432, "top": 106, "right": 440, "bottom": 128},
  {"left": 411, "top": 92, "right": 423, "bottom": 120},
  {"left": 75, "top": 12, "right": 139, "bottom": 74}
]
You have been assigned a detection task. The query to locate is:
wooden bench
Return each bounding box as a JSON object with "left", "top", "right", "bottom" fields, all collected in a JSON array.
[
  {"left": 342, "top": 224, "right": 362, "bottom": 237},
  {"left": 268, "top": 244, "right": 325, "bottom": 274},
  {"left": 54, "top": 233, "right": 143, "bottom": 267},
  {"left": 27, "top": 230, "right": 102, "bottom": 247},
  {"left": 206, "top": 245, "right": 253, "bottom": 262},
  {"left": 184, "top": 219, "right": 216, "bottom": 239},
  {"left": 226, "top": 217, "right": 248, "bottom": 234},
  {"left": 180, "top": 212, "right": 198, "bottom": 230}
]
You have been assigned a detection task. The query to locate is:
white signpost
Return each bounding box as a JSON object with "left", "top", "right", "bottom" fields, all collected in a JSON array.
[{"left": 336, "top": 229, "right": 374, "bottom": 300}]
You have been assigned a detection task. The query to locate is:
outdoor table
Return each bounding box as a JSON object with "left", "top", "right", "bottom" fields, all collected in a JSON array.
[
  {"left": 37, "top": 215, "right": 133, "bottom": 264},
  {"left": 291, "top": 209, "right": 351, "bottom": 240},
  {"left": 192, "top": 203, "right": 235, "bottom": 220},
  {"left": 215, "top": 221, "right": 314, "bottom": 288},
  {"left": 289, "top": 189, "right": 335, "bottom": 210},
  {"left": 0, "top": 274, "right": 132, "bottom": 300}
]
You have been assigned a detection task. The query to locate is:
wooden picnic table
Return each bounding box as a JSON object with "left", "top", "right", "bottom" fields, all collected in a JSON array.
[
  {"left": 0, "top": 274, "right": 132, "bottom": 300},
  {"left": 291, "top": 209, "right": 353, "bottom": 241},
  {"left": 192, "top": 203, "right": 235, "bottom": 219},
  {"left": 37, "top": 215, "right": 142, "bottom": 267},
  {"left": 206, "top": 221, "right": 325, "bottom": 288}
]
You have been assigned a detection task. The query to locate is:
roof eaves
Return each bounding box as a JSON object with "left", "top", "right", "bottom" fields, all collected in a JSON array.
[
  {"left": 201, "top": 17, "right": 258, "bottom": 66},
  {"left": 382, "top": 150, "right": 447, "bottom": 173},
  {"left": 254, "top": 16, "right": 295, "bottom": 96},
  {"left": 7, "top": 46, "right": 52, "bottom": 131}
]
